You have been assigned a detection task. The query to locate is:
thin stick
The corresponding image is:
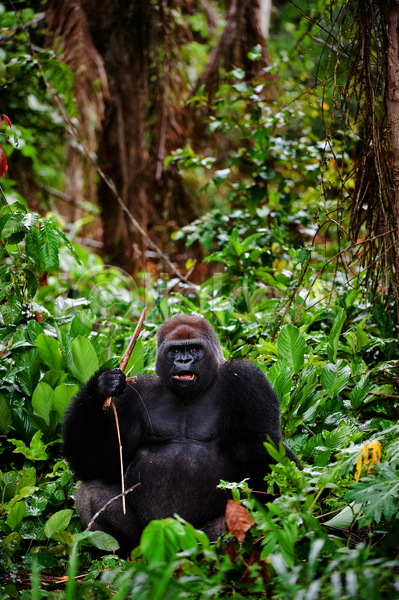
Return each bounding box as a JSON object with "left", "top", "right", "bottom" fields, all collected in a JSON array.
[
  {"left": 111, "top": 403, "right": 126, "bottom": 514},
  {"left": 102, "top": 306, "right": 148, "bottom": 514},
  {"left": 120, "top": 306, "right": 148, "bottom": 371},
  {"left": 103, "top": 306, "right": 148, "bottom": 409},
  {"left": 85, "top": 482, "right": 141, "bottom": 532}
]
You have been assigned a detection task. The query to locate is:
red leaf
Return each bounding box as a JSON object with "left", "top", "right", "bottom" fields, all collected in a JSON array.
[
  {"left": 1, "top": 114, "right": 11, "bottom": 128},
  {"left": 225, "top": 499, "right": 254, "bottom": 542},
  {"left": 0, "top": 146, "right": 8, "bottom": 178}
]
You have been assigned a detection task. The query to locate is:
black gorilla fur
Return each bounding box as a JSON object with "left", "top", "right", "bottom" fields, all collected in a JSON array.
[{"left": 63, "top": 314, "right": 298, "bottom": 551}]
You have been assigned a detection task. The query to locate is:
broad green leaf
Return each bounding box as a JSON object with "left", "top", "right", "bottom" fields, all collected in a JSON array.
[
  {"left": 314, "top": 446, "right": 331, "bottom": 466},
  {"left": 42, "top": 369, "right": 62, "bottom": 388},
  {"left": 53, "top": 531, "right": 74, "bottom": 545},
  {"left": 56, "top": 327, "right": 73, "bottom": 371},
  {"left": 86, "top": 531, "right": 120, "bottom": 551},
  {"left": 140, "top": 518, "right": 179, "bottom": 564},
  {"left": 0, "top": 392, "right": 12, "bottom": 433},
  {"left": 6, "top": 487, "right": 38, "bottom": 510},
  {"left": 10, "top": 431, "right": 48, "bottom": 461},
  {"left": 268, "top": 359, "right": 293, "bottom": 399},
  {"left": 71, "top": 336, "right": 99, "bottom": 383},
  {"left": 35, "top": 334, "right": 64, "bottom": 370},
  {"left": 44, "top": 509, "right": 73, "bottom": 539},
  {"left": 277, "top": 325, "right": 305, "bottom": 374},
  {"left": 37, "top": 220, "right": 60, "bottom": 271},
  {"left": 2, "top": 214, "right": 24, "bottom": 238},
  {"left": 1, "top": 532, "right": 21, "bottom": 557},
  {"left": 1, "top": 472, "right": 18, "bottom": 503},
  {"left": 327, "top": 308, "right": 346, "bottom": 363},
  {"left": 53, "top": 384, "right": 79, "bottom": 418},
  {"left": 16, "top": 348, "right": 41, "bottom": 396},
  {"left": 278, "top": 530, "right": 295, "bottom": 568},
  {"left": 32, "top": 382, "right": 54, "bottom": 426},
  {"left": 290, "top": 364, "right": 318, "bottom": 412},
  {"left": 366, "top": 384, "right": 395, "bottom": 404},
  {"left": 321, "top": 360, "right": 351, "bottom": 398},
  {"left": 7, "top": 501, "right": 26, "bottom": 531},
  {"left": 350, "top": 374, "right": 370, "bottom": 410},
  {"left": 70, "top": 310, "right": 95, "bottom": 338},
  {"left": 27, "top": 320, "right": 43, "bottom": 344},
  {"left": 324, "top": 503, "right": 363, "bottom": 529},
  {"left": 17, "top": 468, "right": 36, "bottom": 492}
]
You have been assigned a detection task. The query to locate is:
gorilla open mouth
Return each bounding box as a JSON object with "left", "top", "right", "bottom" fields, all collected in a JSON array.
[{"left": 172, "top": 371, "right": 197, "bottom": 381}]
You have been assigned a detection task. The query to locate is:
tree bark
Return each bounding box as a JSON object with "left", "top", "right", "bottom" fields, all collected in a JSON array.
[{"left": 384, "top": 0, "right": 399, "bottom": 322}]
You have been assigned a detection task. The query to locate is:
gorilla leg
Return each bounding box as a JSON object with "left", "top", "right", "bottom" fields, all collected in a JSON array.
[
  {"left": 76, "top": 481, "right": 142, "bottom": 552},
  {"left": 202, "top": 516, "right": 226, "bottom": 541}
]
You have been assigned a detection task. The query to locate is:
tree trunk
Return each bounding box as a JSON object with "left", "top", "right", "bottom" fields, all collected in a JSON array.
[{"left": 384, "top": 0, "right": 399, "bottom": 323}]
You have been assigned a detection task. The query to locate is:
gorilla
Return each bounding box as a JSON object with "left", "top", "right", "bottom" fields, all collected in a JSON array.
[{"left": 63, "top": 314, "right": 297, "bottom": 552}]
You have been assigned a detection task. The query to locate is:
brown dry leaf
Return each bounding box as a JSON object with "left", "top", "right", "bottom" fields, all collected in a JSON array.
[
  {"left": 225, "top": 499, "right": 254, "bottom": 542},
  {"left": 239, "top": 548, "right": 270, "bottom": 585},
  {"left": 0, "top": 146, "right": 8, "bottom": 178},
  {"left": 225, "top": 541, "right": 237, "bottom": 564}
]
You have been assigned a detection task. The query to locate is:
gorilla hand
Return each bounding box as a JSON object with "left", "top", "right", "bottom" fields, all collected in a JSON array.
[{"left": 97, "top": 368, "right": 126, "bottom": 400}]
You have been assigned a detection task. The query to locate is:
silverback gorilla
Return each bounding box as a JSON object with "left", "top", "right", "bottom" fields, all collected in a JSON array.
[{"left": 63, "top": 314, "right": 297, "bottom": 552}]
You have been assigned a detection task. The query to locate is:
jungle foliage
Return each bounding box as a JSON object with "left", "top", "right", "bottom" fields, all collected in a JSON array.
[{"left": 0, "top": 0, "right": 399, "bottom": 599}]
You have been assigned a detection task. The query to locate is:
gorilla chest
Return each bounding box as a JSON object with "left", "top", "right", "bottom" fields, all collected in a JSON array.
[{"left": 144, "top": 392, "right": 220, "bottom": 443}]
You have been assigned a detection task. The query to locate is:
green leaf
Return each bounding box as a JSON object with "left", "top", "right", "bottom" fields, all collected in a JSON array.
[
  {"left": 0, "top": 392, "right": 12, "bottom": 433},
  {"left": 16, "top": 348, "right": 41, "bottom": 396},
  {"left": 27, "top": 320, "right": 43, "bottom": 344},
  {"left": 321, "top": 360, "right": 351, "bottom": 398},
  {"left": 7, "top": 501, "right": 26, "bottom": 531},
  {"left": 2, "top": 214, "right": 24, "bottom": 239},
  {"left": 42, "top": 369, "right": 62, "bottom": 388},
  {"left": 366, "top": 384, "right": 394, "bottom": 404},
  {"left": 71, "top": 336, "right": 99, "bottom": 383},
  {"left": 324, "top": 503, "right": 363, "bottom": 529},
  {"left": 70, "top": 310, "right": 95, "bottom": 338},
  {"left": 17, "top": 468, "right": 36, "bottom": 492},
  {"left": 267, "top": 359, "right": 293, "bottom": 399},
  {"left": 140, "top": 519, "right": 179, "bottom": 564},
  {"left": 53, "top": 384, "right": 79, "bottom": 419},
  {"left": 32, "top": 382, "right": 54, "bottom": 426},
  {"left": 277, "top": 325, "right": 305, "bottom": 374},
  {"left": 327, "top": 308, "right": 346, "bottom": 363},
  {"left": 231, "top": 68, "right": 245, "bottom": 80},
  {"left": 10, "top": 431, "right": 48, "bottom": 461},
  {"left": 350, "top": 374, "right": 370, "bottom": 410},
  {"left": 37, "top": 219, "right": 61, "bottom": 271},
  {"left": 86, "top": 531, "right": 120, "bottom": 551},
  {"left": 233, "top": 82, "right": 252, "bottom": 94},
  {"left": 56, "top": 327, "right": 73, "bottom": 372},
  {"left": 35, "top": 334, "right": 64, "bottom": 370},
  {"left": 248, "top": 44, "right": 262, "bottom": 61},
  {"left": 44, "top": 509, "right": 73, "bottom": 539}
]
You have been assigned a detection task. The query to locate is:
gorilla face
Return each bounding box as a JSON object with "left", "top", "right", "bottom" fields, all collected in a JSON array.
[
  {"left": 156, "top": 315, "right": 224, "bottom": 397},
  {"left": 166, "top": 342, "right": 204, "bottom": 393}
]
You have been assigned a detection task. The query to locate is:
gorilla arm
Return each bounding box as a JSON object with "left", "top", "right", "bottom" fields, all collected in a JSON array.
[
  {"left": 219, "top": 360, "right": 298, "bottom": 490},
  {"left": 62, "top": 368, "right": 142, "bottom": 483}
]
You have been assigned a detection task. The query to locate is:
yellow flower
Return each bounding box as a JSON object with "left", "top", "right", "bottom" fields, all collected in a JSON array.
[{"left": 354, "top": 441, "right": 381, "bottom": 482}]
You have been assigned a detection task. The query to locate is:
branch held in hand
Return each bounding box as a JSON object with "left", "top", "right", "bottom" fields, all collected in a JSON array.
[{"left": 102, "top": 306, "right": 148, "bottom": 514}]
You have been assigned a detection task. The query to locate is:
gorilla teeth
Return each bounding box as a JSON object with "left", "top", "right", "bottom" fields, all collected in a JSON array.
[{"left": 174, "top": 373, "right": 196, "bottom": 380}]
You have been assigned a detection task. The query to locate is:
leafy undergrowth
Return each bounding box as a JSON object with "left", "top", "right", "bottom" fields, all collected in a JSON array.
[{"left": 1, "top": 207, "right": 399, "bottom": 599}]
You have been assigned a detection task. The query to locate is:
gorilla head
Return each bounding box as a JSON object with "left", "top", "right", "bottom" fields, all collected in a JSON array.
[{"left": 156, "top": 314, "right": 225, "bottom": 397}]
